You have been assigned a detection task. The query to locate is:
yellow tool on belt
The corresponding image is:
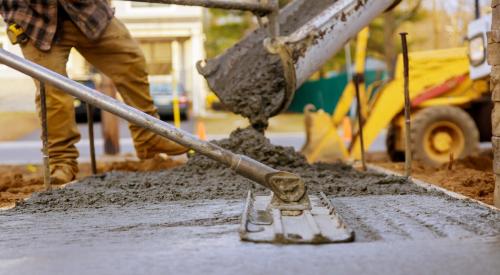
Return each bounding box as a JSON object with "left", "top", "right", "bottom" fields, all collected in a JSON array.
[{"left": 7, "top": 24, "right": 28, "bottom": 45}]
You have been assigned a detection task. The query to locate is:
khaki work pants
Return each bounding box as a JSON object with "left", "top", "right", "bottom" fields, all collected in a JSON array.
[{"left": 21, "top": 18, "right": 161, "bottom": 174}]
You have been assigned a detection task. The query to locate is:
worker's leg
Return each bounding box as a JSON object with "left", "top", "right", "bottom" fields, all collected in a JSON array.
[
  {"left": 75, "top": 18, "right": 187, "bottom": 158},
  {"left": 20, "top": 33, "right": 79, "bottom": 181}
]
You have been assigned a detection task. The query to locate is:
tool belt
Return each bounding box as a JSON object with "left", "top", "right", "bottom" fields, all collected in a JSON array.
[{"left": 7, "top": 24, "right": 29, "bottom": 45}]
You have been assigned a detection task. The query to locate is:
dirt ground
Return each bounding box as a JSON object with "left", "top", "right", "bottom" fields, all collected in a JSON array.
[
  {"left": 368, "top": 151, "right": 495, "bottom": 205},
  {"left": 0, "top": 155, "right": 186, "bottom": 208}
]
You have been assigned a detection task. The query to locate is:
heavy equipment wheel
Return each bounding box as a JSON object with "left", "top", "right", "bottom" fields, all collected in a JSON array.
[
  {"left": 386, "top": 124, "right": 405, "bottom": 162},
  {"left": 467, "top": 97, "right": 493, "bottom": 142},
  {"left": 410, "top": 106, "right": 479, "bottom": 166}
]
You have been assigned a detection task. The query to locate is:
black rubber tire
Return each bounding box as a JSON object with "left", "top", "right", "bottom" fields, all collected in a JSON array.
[
  {"left": 410, "top": 106, "right": 479, "bottom": 167},
  {"left": 386, "top": 123, "right": 405, "bottom": 162},
  {"left": 180, "top": 111, "right": 189, "bottom": 121},
  {"left": 466, "top": 97, "right": 492, "bottom": 142}
]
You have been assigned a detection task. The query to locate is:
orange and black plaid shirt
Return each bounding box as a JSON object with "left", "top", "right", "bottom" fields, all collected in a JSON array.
[{"left": 0, "top": 0, "right": 114, "bottom": 51}]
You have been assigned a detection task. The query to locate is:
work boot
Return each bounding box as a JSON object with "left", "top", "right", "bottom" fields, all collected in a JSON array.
[
  {"left": 136, "top": 135, "right": 189, "bottom": 160},
  {"left": 50, "top": 166, "right": 76, "bottom": 185}
]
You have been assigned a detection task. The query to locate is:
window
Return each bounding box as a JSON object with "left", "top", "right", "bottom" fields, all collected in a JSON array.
[
  {"left": 139, "top": 41, "right": 173, "bottom": 75},
  {"left": 468, "top": 34, "right": 486, "bottom": 67}
]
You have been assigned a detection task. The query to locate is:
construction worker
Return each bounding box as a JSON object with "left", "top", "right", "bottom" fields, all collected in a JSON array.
[{"left": 0, "top": 1, "right": 188, "bottom": 184}]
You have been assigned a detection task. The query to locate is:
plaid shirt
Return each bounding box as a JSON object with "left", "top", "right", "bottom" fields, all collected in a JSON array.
[{"left": 0, "top": 0, "right": 114, "bottom": 51}]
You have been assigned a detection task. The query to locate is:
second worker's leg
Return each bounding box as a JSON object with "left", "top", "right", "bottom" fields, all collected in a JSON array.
[
  {"left": 20, "top": 35, "right": 79, "bottom": 184},
  {"left": 76, "top": 18, "right": 188, "bottom": 159}
]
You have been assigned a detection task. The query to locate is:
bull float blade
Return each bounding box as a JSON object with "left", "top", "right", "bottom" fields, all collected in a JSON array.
[{"left": 239, "top": 191, "right": 354, "bottom": 244}]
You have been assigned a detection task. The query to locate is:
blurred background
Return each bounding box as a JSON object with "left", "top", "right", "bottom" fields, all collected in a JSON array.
[{"left": 0, "top": 0, "right": 493, "bottom": 162}]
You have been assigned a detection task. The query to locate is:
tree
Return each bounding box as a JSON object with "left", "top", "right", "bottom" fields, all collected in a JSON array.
[
  {"left": 368, "top": 0, "right": 425, "bottom": 79},
  {"left": 203, "top": 0, "right": 426, "bottom": 78},
  {"left": 204, "top": 9, "right": 254, "bottom": 59},
  {"left": 204, "top": 0, "right": 292, "bottom": 58}
]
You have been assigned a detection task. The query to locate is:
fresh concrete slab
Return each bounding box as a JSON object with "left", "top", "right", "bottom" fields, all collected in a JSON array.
[{"left": 0, "top": 199, "right": 499, "bottom": 275}]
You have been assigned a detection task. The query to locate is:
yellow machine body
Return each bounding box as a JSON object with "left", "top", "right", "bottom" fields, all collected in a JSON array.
[
  {"left": 301, "top": 28, "right": 370, "bottom": 163},
  {"left": 351, "top": 47, "right": 481, "bottom": 158},
  {"left": 301, "top": 40, "right": 489, "bottom": 164}
]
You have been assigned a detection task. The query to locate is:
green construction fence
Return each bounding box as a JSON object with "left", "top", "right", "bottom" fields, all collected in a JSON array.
[{"left": 288, "top": 70, "right": 386, "bottom": 114}]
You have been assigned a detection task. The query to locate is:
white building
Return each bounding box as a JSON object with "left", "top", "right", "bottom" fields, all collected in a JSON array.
[
  {"left": 0, "top": 1, "right": 207, "bottom": 115},
  {"left": 113, "top": 1, "right": 207, "bottom": 116},
  {"left": 0, "top": 21, "right": 36, "bottom": 112}
]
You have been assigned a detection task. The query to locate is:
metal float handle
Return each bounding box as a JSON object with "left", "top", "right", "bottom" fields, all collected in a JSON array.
[{"left": 131, "top": 0, "right": 275, "bottom": 15}]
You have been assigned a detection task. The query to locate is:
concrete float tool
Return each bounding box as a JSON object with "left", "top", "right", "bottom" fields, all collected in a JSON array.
[{"left": 0, "top": 48, "right": 353, "bottom": 244}]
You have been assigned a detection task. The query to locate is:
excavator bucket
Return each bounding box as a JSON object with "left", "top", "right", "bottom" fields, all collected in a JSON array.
[
  {"left": 300, "top": 105, "right": 348, "bottom": 163},
  {"left": 240, "top": 191, "right": 354, "bottom": 244},
  {"left": 300, "top": 27, "right": 371, "bottom": 164}
]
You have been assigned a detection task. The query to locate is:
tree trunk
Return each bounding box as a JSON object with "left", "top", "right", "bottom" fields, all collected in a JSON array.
[{"left": 383, "top": 11, "right": 397, "bottom": 79}]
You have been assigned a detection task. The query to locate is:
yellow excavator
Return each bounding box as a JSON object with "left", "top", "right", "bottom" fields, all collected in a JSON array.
[{"left": 301, "top": 23, "right": 491, "bottom": 167}]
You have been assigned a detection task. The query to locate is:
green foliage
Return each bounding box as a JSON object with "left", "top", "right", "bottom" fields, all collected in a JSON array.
[
  {"left": 326, "top": 0, "right": 427, "bottom": 76},
  {"left": 368, "top": 0, "right": 426, "bottom": 60},
  {"left": 203, "top": 0, "right": 427, "bottom": 76},
  {"left": 204, "top": 10, "right": 254, "bottom": 58},
  {"left": 204, "top": 0, "right": 292, "bottom": 58}
]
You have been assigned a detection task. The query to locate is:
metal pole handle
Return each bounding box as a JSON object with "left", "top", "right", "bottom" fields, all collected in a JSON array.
[
  {"left": 131, "top": 0, "right": 274, "bottom": 15},
  {"left": 86, "top": 104, "right": 97, "bottom": 174},
  {"left": 400, "top": 32, "right": 412, "bottom": 178},
  {"left": 40, "top": 83, "right": 51, "bottom": 190}
]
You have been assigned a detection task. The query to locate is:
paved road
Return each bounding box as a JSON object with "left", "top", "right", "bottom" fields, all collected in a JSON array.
[
  {"left": 0, "top": 119, "right": 192, "bottom": 164},
  {"left": 0, "top": 118, "right": 390, "bottom": 164},
  {"left": 0, "top": 118, "right": 492, "bottom": 164}
]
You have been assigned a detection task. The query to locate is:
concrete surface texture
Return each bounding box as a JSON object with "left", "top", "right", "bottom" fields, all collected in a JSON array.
[
  {"left": 9, "top": 128, "right": 435, "bottom": 212},
  {"left": 1, "top": 128, "right": 499, "bottom": 274},
  {"left": 1, "top": 199, "right": 499, "bottom": 275}
]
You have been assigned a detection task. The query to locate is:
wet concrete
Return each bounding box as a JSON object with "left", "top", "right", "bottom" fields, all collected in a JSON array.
[
  {"left": 331, "top": 195, "right": 500, "bottom": 241},
  {"left": 199, "top": 0, "right": 338, "bottom": 128},
  {"left": 1, "top": 199, "right": 499, "bottom": 275},
  {"left": 1, "top": 128, "right": 499, "bottom": 274},
  {"left": 12, "top": 128, "right": 433, "bottom": 213}
]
